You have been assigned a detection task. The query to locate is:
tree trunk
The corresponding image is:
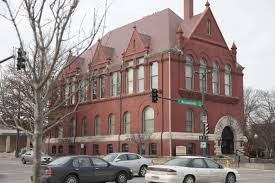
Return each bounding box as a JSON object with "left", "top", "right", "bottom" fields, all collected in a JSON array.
[
  {"left": 272, "top": 142, "right": 275, "bottom": 164},
  {"left": 32, "top": 90, "right": 43, "bottom": 183}
]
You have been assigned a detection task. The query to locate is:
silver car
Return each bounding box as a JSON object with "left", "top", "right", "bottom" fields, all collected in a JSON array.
[
  {"left": 21, "top": 150, "right": 53, "bottom": 164},
  {"left": 103, "top": 153, "right": 152, "bottom": 177},
  {"left": 145, "top": 156, "right": 239, "bottom": 183}
]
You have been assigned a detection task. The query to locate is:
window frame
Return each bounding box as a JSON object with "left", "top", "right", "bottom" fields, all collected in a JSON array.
[
  {"left": 212, "top": 62, "right": 220, "bottom": 95},
  {"left": 224, "top": 65, "right": 232, "bottom": 96},
  {"left": 199, "top": 58, "right": 207, "bottom": 92},
  {"left": 185, "top": 56, "right": 194, "bottom": 90},
  {"left": 123, "top": 112, "right": 130, "bottom": 134},
  {"left": 94, "top": 116, "right": 100, "bottom": 136},
  {"left": 150, "top": 62, "right": 158, "bottom": 89},
  {"left": 186, "top": 109, "right": 194, "bottom": 132},
  {"left": 108, "top": 114, "right": 115, "bottom": 135},
  {"left": 82, "top": 117, "right": 88, "bottom": 136},
  {"left": 143, "top": 107, "right": 154, "bottom": 133}
]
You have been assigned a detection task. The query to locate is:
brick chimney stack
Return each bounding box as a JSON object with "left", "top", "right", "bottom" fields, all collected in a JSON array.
[{"left": 184, "top": 0, "right": 194, "bottom": 20}]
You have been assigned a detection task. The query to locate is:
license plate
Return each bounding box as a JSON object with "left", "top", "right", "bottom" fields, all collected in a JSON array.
[{"left": 152, "top": 176, "right": 159, "bottom": 180}]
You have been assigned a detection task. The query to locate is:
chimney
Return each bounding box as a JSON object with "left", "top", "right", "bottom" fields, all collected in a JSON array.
[{"left": 184, "top": 0, "right": 194, "bottom": 20}]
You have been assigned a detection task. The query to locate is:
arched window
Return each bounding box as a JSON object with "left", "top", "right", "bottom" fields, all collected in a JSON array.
[
  {"left": 94, "top": 116, "right": 101, "bottom": 136},
  {"left": 185, "top": 56, "right": 194, "bottom": 90},
  {"left": 70, "top": 118, "right": 76, "bottom": 137},
  {"left": 212, "top": 62, "right": 220, "bottom": 94},
  {"left": 108, "top": 114, "right": 115, "bottom": 135},
  {"left": 82, "top": 117, "right": 88, "bottom": 136},
  {"left": 199, "top": 58, "right": 207, "bottom": 92},
  {"left": 224, "top": 65, "right": 232, "bottom": 96},
  {"left": 143, "top": 107, "right": 154, "bottom": 133},
  {"left": 57, "top": 125, "right": 63, "bottom": 138},
  {"left": 200, "top": 111, "right": 207, "bottom": 133},
  {"left": 186, "top": 109, "right": 194, "bottom": 132},
  {"left": 123, "top": 112, "right": 130, "bottom": 134},
  {"left": 150, "top": 62, "right": 158, "bottom": 89}
]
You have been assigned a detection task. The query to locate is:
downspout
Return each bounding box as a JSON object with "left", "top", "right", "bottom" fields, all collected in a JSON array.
[
  {"left": 118, "top": 66, "right": 122, "bottom": 152},
  {"left": 169, "top": 51, "right": 172, "bottom": 158},
  {"left": 160, "top": 53, "right": 164, "bottom": 157}
]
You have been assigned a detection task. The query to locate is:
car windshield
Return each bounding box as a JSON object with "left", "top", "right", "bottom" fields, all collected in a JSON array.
[
  {"left": 165, "top": 158, "right": 191, "bottom": 167},
  {"left": 48, "top": 157, "right": 71, "bottom": 166},
  {"left": 103, "top": 153, "right": 118, "bottom": 162}
]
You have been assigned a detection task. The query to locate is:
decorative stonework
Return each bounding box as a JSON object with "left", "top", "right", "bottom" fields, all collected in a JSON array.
[{"left": 214, "top": 116, "right": 246, "bottom": 155}]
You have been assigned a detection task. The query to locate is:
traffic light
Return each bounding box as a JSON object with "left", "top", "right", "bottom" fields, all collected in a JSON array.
[
  {"left": 17, "top": 48, "right": 26, "bottom": 70},
  {"left": 151, "top": 89, "right": 158, "bottom": 103},
  {"left": 204, "top": 123, "right": 209, "bottom": 135}
]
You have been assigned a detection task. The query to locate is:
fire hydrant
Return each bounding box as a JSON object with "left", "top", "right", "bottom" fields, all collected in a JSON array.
[{"left": 226, "top": 160, "right": 231, "bottom": 168}]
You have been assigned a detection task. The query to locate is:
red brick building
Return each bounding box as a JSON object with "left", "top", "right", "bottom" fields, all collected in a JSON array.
[{"left": 46, "top": 0, "right": 246, "bottom": 157}]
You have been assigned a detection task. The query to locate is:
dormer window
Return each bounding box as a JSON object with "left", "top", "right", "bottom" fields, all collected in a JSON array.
[{"left": 207, "top": 20, "right": 211, "bottom": 35}]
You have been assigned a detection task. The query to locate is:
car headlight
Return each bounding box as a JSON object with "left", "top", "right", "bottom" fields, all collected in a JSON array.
[{"left": 130, "top": 169, "right": 133, "bottom": 173}]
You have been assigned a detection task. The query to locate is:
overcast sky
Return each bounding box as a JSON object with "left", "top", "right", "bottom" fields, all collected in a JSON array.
[{"left": 0, "top": 0, "right": 275, "bottom": 90}]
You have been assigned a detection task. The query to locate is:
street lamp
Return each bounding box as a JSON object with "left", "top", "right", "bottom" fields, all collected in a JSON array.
[
  {"left": 194, "top": 69, "right": 212, "bottom": 156},
  {"left": 254, "top": 133, "right": 258, "bottom": 159}
]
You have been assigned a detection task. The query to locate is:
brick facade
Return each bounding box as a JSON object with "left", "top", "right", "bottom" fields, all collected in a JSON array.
[{"left": 45, "top": 0, "right": 246, "bottom": 157}]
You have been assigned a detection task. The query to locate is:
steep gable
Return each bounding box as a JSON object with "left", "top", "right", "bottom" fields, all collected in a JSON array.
[
  {"left": 190, "top": 7, "right": 228, "bottom": 49},
  {"left": 91, "top": 41, "right": 114, "bottom": 66},
  {"left": 124, "top": 27, "right": 151, "bottom": 56}
]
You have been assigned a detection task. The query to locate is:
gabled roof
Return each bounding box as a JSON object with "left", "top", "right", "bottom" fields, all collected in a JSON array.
[{"left": 78, "top": 7, "right": 223, "bottom": 71}]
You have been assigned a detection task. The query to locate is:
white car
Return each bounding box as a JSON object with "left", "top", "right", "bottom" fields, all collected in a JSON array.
[
  {"left": 145, "top": 156, "right": 239, "bottom": 183},
  {"left": 103, "top": 152, "right": 153, "bottom": 177},
  {"left": 21, "top": 150, "right": 53, "bottom": 164}
]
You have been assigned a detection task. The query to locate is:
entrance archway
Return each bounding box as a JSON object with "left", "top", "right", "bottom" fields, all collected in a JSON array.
[{"left": 221, "top": 126, "right": 234, "bottom": 154}]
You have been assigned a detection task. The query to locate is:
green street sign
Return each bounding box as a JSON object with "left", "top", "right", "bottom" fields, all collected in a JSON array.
[{"left": 176, "top": 99, "right": 203, "bottom": 107}]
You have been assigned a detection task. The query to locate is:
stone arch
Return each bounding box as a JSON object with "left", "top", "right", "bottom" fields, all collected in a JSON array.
[{"left": 214, "top": 116, "right": 244, "bottom": 155}]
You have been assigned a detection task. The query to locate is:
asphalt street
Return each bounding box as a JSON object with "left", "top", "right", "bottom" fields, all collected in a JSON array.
[{"left": 1, "top": 158, "right": 275, "bottom": 183}]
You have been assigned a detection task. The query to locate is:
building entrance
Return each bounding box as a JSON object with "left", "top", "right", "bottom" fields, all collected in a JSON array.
[{"left": 221, "top": 126, "right": 234, "bottom": 154}]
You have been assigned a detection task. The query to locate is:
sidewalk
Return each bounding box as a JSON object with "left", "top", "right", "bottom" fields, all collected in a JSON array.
[{"left": 0, "top": 152, "right": 18, "bottom": 160}]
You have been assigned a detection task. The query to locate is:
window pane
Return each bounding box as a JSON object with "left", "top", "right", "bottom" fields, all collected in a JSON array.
[
  {"left": 187, "top": 143, "right": 196, "bottom": 155},
  {"left": 150, "top": 62, "right": 158, "bottom": 89},
  {"left": 122, "top": 144, "right": 129, "bottom": 152},
  {"left": 191, "top": 159, "right": 207, "bottom": 168},
  {"left": 123, "top": 112, "right": 130, "bottom": 134},
  {"left": 126, "top": 69, "right": 133, "bottom": 94},
  {"left": 100, "top": 75, "right": 106, "bottom": 98},
  {"left": 137, "top": 66, "right": 144, "bottom": 92},
  {"left": 185, "top": 56, "right": 193, "bottom": 90},
  {"left": 108, "top": 114, "right": 115, "bottom": 135},
  {"left": 82, "top": 118, "right": 88, "bottom": 136},
  {"left": 149, "top": 143, "right": 157, "bottom": 155},
  {"left": 143, "top": 107, "right": 154, "bottom": 133},
  {"left": 91, "top": 158, "right": 108, "bottom": 167},
  {"left": 186, "top": 110, "right": 193, "bottom": 132},
  {"left": 92, "top": 78, "right": 97, "bottom": 99},
  {"left": 95, "top": 117, "right": 100, "bottom": 136}
]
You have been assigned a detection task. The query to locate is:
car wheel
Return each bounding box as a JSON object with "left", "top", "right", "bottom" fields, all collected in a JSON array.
[
  {"left": 139, "top": 165, "right": 147, "bottom": 177},
  {"left": 226, "top": 173, "right": 236, "bottom": 183},
  {"left": 115, "top": 172, "right": 127, "bottom": 183},
  {"left": 22, "top": 158, "right": 26, "bottom": 164},
  {"left": 183, "top": 175, "right": 195, "bottom": 183},
  {"left": 65, "top": 174, "right": 79, "bottom": 183}
]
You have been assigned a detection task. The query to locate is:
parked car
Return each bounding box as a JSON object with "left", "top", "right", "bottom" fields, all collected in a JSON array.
[
  {"left": 103, "top": 152, "right": 152, "bottom": 177},
  {"left": 41, "top": 155, "right": 133, "bottom": 183},
  {"left": 21, "top": 150, "right": 53, "bottom": 165},
  {"left": 145, "top": 156, "right": 239, "bottom": 183}
]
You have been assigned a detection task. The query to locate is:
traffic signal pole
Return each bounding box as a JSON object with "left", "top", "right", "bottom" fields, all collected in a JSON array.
[{"left": 201, "top": 73, "right": 207, "bottom": 157}]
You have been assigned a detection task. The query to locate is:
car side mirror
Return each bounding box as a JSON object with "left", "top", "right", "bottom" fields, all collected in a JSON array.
[{"left": 114, "top": 159, "right": 120, "bottom": 162}]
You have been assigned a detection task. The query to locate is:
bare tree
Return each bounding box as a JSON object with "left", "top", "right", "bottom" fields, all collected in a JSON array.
[
  {"left": 0, "top": 0, "right": 108, "bottom": 182},
  {"left": 129, "top": 133, "right": 152, "bottom": 155},
  {"left": 244, "top": 88, "right": 275, "bottom": 161}
]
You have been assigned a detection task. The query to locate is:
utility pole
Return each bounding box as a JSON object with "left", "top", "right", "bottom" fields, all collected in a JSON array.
[{"left": 195, "top": 70, "right": 211, "bottom": 157}]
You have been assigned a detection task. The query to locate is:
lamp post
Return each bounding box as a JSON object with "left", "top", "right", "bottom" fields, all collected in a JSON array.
[
  {"left": 254, "top": 133, "right": 258, "bottom": 159},
  {"left": 194, "top": 70, "right": 211, "bottom": 156}
]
